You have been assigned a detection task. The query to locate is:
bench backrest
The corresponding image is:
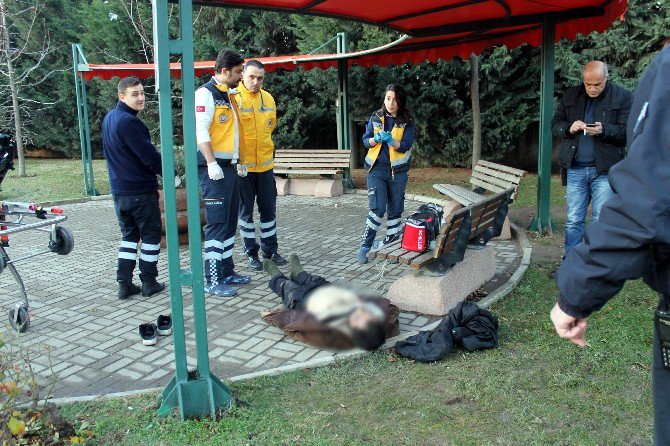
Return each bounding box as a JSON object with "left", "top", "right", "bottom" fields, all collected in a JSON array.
[
  {"left": 274, "top": 149, "right": 351, "bottom": 173},
  {"left": 471, "top": 160, "right": 526, "bottom": 201}
]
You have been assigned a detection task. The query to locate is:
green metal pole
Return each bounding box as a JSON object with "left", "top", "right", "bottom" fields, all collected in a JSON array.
[
  {"left": 528, "top": 15, "right": 557, "bottom": 234},
  {"left": 153, "top": 0, "right": 233, "bottom": 419},
  {"left": 336, "top": 32, "right": 354, "bottom": 189},
  {"left": 71, "top": 44, "right": 98, "bottom": 196}
]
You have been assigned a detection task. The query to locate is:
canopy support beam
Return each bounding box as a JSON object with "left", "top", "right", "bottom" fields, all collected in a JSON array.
[
  {"left": 528, "top": 15, "right": 557, "bottom": 235},
  {"left": 71, "top": 44, "right": 98, "bottom": 196},
  {"left": 152, "top": 0, "right": 234, "bottom": 420},
  {"left": 336, "top": 32, "right": 354, "bottom": 188}
]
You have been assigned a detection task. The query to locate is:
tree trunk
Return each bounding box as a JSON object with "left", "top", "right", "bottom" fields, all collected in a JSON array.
[
  {"left": 0, "top": 0, "right": 25, "bottom": 176},
  {"left": 470, "top": 53, "right": 481, "bottom": 171}
]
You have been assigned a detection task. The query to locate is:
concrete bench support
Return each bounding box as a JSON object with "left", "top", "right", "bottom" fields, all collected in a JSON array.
[
  {"left": 386, "top": 245, "right": 496, "bottom": 316},
  {"left": 275, "top": 177, "right": 344, "bottom": 197}
]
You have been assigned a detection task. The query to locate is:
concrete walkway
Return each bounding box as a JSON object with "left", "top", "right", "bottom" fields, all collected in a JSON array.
[{"left": 0, "top": 192, "right": 525, "bottom": 399}]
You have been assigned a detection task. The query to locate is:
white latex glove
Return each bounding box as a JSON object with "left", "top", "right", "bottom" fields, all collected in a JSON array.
[
  {"left": 207, "top": 161, "right": 224, "bottom": 180},
  {"left": 174, "top": 175, "right": 182, "bottom": 188},
  {"left": 236, "top": 164, "right": 248, "bottom": 177}
]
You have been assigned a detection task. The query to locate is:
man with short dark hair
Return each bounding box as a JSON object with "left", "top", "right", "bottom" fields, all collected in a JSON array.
[
  {"left": 195, "top": 48, "right": 251, "bottom": 297},
  {"left": 102, "top": 76, "right": 169, "bottom": 299},
  {"left": 235, "top": 59, "right": 287, "bottom": 270},
  {"left": 552, "top": 61, "right": 632, "bottom": 257}
]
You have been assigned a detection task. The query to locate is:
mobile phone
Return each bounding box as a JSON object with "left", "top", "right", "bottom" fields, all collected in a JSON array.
[
  {"left": 655, "top": 309, "right": 670, "bottom": 370},
  {"left": 585, "top": 124, "right": 596, "bottom": 127}
]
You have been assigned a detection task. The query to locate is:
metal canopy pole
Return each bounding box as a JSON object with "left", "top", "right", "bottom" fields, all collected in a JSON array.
[
  {"left": 336, "top": 32, "right": 354, "bottom": 188},
  {"left": 71, "top": 44, "right": 99, "bottom": 196},
  {"left": 152, "top": 0, "right": 234, "bottom": 419},
  {"left": 528, "top": 15, "right": 557, "bottom": 234}
]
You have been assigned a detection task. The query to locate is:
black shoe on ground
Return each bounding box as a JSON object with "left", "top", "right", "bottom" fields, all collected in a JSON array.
[
  {"left": 157, "top": 314, "right": 172, "bottom": 336},
  {"left": 142, "top": 280, "right": 165, "bottom": 297},
  {"left": 139, "top": 323, "right": 158, "bottom": 346},
  {"left": 263, "top": 252, "right": 288, "bottom": 266},
  {"left": 221, "top": 273, "right": 252, "bottom": 285},
  {"left": 549, "top": 268, "right": 558, "bottom": 279},
  {"left": 247, "top": 254, "right": 263, "bottom": 271},
  {"left": 118, "top": 280, "right": 141, "bottom": 300}
]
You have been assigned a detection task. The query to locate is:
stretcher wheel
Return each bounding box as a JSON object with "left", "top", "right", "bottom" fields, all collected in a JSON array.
[
  {"left": 50, "top": 226, "right": 74, "bottom": 255},
  {"left": 8, "top": 303, "right": 29, "bottom": 333}
]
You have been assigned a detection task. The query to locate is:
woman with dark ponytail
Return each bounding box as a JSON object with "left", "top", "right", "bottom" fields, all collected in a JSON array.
[{"left": 357, "top": 84, "right": 416, "bottom": 264}]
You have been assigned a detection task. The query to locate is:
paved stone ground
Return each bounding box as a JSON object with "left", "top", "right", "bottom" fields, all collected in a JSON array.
[{"left": 0, "top": 192, "right": 522, "bottom": 399}]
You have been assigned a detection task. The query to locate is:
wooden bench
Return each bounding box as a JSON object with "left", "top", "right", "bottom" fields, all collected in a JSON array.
[
  {"left": 367, "top": 187, "right": 513, "bottom": 274},
  {"left": 433, "top": 160, "right": 526, "bottom": 206},
  {"left": 273, "top": 149, "right": 351, "bottom": 177}
]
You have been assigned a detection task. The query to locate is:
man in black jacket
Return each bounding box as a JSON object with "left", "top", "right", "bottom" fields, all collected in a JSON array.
[
  {"left": 551, "top": 61, "right": 632, "bottom": 256},
  {"left": 551, "top": 45, "right": 670, "bottom": 445},
  {"left": 102, "top": 76, "right": 170, "bottom": 299}
]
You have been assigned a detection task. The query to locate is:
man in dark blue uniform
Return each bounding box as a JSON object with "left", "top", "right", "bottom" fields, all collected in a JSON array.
[
  {"left": 551, "top": 44, "right": 670, "bottom": 445},
  {"left": 102, "top": 76, "right": 171, "bottom": 299}
]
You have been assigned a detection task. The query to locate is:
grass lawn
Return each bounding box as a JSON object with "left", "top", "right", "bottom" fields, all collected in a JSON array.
[
  {"left": 59, "top": 264, "right": 654, "bottom": 445},
  {"left": 0, "top": 159, "right": 110, "bottom": 202},
  {"left": 6, "top": 160, "right": 650, "bottom": 445}
]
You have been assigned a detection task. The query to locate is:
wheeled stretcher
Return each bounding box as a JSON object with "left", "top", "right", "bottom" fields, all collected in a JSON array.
[{"left": 1, "top": 201, "right": 74, "bottom": 332}]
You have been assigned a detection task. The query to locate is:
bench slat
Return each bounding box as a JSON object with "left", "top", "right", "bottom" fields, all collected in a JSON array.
[
  {"left": 432, "top": 184, "right": 480, "bottom": 206},
  {"left": 470, "top": 172, "right": 513, "bottom": 191},
  {"left": 478, "top": 160, "right": 526, "bottom": 177},
  {"left": 473, "top": 165, "right": 524, "bottom": 185},
  {"left": 274, "top": 169, "right": 342, "bottom": 175},
  {"left": 469, "top": 176, "right": 510, "bottom": 194}
]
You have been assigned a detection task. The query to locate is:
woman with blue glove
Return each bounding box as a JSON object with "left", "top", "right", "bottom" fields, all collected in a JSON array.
[{"left": 357, "top": 84, "right": 416, "bottom": 264}]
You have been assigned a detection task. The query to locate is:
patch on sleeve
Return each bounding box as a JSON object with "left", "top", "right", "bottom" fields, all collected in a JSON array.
[{"left": 196, "top": 105, "right": 205, "bottom": 113}]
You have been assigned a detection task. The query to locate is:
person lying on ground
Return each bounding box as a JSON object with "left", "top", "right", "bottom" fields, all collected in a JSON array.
[{"left": 261, "top": 255, "right": 399, "bottom": 351}]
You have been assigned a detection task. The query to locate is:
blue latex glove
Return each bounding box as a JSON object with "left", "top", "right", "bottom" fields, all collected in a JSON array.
[
  {"left": 379, "top": 130, "right": 391, "bottom": 142},
  {"left": 373, "top": 132, "right": 384, "bottom": 143}
]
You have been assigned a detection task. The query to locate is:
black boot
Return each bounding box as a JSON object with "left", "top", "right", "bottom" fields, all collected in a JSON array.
[
  {"left": 141, "top": 279, "right": 165, "bottom": 297},
  {"left": 118, "top": 280, "right": 141, "bottom": 300}
]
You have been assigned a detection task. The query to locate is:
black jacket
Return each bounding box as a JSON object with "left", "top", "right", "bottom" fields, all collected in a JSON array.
[
  {"left": 552, "top": 81, "right": 632, "bottom": 173},
  {"left": 556, "top": 46, "right": 670, "bottom": 318},
  {"left": 102, "top": 101, "right": 163, "bottom": 195}
]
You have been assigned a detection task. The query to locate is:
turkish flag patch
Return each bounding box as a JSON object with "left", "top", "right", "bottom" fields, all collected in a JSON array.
[{"left": 196, "top": 106, "right": 205, "bottom": 112}]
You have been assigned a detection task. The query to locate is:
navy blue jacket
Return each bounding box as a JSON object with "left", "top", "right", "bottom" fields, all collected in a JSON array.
[
  {"left": 557, "top": 46, "right": 670, "bottom": 318},
  {"left": 102, "top": 101, "right": 162, "bottom": 195},
  {"left": 552, "top": 81, "right": 632, "bottom": 173}
]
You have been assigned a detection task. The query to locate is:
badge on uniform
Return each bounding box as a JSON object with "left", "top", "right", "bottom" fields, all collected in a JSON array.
[
  {"left": 267, "top": 119, "right": 273, "bottom": 128},
  {"left": 219, "top": 114, "right": 228, "bottom": 123}
]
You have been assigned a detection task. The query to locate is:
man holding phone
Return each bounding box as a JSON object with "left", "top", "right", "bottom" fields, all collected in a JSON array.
[{"left": 551, "top": 61, "right": 632, "bottom": 258}]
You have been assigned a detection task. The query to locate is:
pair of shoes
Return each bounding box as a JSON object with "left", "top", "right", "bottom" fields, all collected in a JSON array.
[
  {"left": 118, "top": 280, "right": 141, "bottom": 300},
  {"left": 142, "top": 280, "right": 165, "bottom": 297},
  {"left": 139, "top": 314, "right": 172, "bottom": 346},
  {"left": 222, "top": 273, "right": 252, "bottom": 285},
  {"left": 263, "top": 252, "right": 288, "bottom": 266},
  {"left": 357, "top": 247, "right": 370, "bottom": 264},
  {"left": 204, "top": 282, "right": 237, "bottom": 297},
  {"left": 247, "top": 254, "right": 263, "bottom": 271}
]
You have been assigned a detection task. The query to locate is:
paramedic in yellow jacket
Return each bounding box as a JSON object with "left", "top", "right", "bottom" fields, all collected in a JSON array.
[
  {"left": 235, "top": 60, "right": 288, "bottom": 271},
  {"left": 357, "top": 84, "right": 416, "bottom": 264},
  {"left": 195, "top": 48, "right": 251, "bottom": 297}
]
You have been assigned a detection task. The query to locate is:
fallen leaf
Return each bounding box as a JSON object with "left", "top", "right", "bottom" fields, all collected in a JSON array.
[{"left": 8, "top": 417, "right": 25, "bottom": 436}]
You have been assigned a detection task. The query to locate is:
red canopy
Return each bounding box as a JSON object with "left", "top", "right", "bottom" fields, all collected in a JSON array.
[{"left": 81, "top": 0, "right": 628, "bottom": 80}]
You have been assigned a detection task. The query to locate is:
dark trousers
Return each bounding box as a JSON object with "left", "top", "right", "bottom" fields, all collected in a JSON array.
[
  {"left": 361, "top": 167, "right": 408, "bottom": 249},
  {"left": 269, "top": 271, "right": 329, "bottom": 310},
  {"left": 199, "top": 163, "right": 239, "bottom": 280},
  {"left": 653, "top": 324, "right": 670, "bottom": 445},
  {"left": 113, "top": 191, "right": 162, "bottom": 283},
  {"left": 238, "top": 169, "right": 279, "bottom": 256}
]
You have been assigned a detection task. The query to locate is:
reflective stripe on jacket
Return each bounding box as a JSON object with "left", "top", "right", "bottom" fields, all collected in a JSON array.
[
  {"left": 235, "top": 85, "right": 276, "bottom": 172},
  {"left": 364, "top": 109, "right": 410, "bottom": 175}
]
